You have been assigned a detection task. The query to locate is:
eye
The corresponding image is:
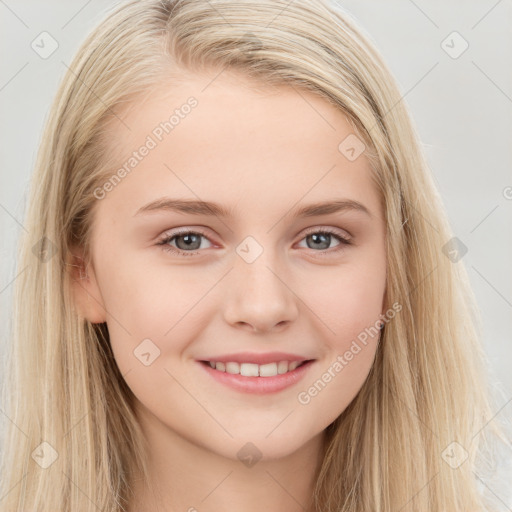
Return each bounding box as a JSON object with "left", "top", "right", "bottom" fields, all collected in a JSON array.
[
  {"left": 156, "top": 227, "right": 352, "bottom": 257},
  {"left": 296, "top": 228, "right": 352, "bottom": 256},
  {"left": 156, "top": 228, "right": 213, "bottom": 256}
]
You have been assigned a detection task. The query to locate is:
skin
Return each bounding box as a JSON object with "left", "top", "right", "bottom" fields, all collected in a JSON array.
[{"left": 71, "top": 69, "right": 387, "bottom": 512}]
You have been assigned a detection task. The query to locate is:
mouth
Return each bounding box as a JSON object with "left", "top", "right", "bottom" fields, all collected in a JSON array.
[
  {"left": 199, "top": 359, "right": 313, "bottom": 377},
  {"left": 197, "top": 358, "right": 316, "bottom": 394}
]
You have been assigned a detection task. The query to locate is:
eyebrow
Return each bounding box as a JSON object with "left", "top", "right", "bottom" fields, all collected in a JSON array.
[{"left": 133, "top": 197, "right": 372, "bottom": 219}]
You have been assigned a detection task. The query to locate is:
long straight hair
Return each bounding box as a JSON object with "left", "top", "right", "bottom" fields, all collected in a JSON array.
[{"left": 1, "top": 0, "right": 509, "bottom": 510}]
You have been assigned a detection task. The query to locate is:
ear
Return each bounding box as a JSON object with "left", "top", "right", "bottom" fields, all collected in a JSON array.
[{"left": 67, "top": 245, "right": 107, "bottom": 324}]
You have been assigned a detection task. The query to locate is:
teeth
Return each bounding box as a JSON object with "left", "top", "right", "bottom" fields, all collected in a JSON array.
[
  {"left": 225, "top": 362, "right": 239, "bottom": 374},
  {"left": 207, "top": 360, "right": 307, "bottom": 377},
  {"left": 259, "top": 362, "right": 277, "bottom": 377},
  {"left": 277, "top": 361, "right": 289, "bottom": 374},
  {"left": 240, "top": 363, "right": 259, "bottom": 377}
]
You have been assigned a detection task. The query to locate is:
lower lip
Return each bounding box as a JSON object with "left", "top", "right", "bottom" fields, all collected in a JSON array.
[{"left": 197, "top": 360, "right": 315, "bottom": 395}]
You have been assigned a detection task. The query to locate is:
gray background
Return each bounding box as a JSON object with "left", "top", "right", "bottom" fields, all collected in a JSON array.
[{"left": 1, "top": 0, "right": 511, "bottom": 505}]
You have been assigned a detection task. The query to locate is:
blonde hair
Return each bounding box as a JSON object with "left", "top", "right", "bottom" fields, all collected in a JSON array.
[{"left": 1, "top": 0, "right": 509, "bottom": 510}]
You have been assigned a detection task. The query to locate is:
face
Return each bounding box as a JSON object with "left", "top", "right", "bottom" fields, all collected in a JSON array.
[{"left": 72, "top": 69, "right": 387, "bottom": 463}]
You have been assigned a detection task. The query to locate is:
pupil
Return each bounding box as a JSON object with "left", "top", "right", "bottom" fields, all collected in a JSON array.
[
  {"left": 309, "top": 233, "right": 329, "bottom": 250},
  {"left": 177, "top": 234, "right": 200, "bottom": 250}
]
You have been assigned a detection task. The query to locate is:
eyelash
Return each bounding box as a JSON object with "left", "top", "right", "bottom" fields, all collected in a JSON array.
[{"left": 156, "top": 227, "right": 352, "bottom": 257}]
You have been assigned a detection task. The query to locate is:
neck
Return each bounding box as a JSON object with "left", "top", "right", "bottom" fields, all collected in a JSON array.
[{"left": 126, "top": 403, "right": 327, "bottom": 512}]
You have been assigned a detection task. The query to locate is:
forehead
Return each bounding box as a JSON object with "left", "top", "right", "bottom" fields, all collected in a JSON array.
[
  {"left": 107, "top": 68, "right": 360, "bottom": 161},
  {"left": 95, "top": 69, "right": 380, "bottom": 221}
]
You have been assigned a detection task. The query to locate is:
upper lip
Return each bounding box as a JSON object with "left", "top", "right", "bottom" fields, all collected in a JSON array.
[{"left": 198, "top": 352, "right": 313, "bottom": 365}]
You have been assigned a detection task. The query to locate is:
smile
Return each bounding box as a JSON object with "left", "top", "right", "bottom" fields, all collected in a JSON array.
[
  {"left": 204, "top": 360, "right": 307, "bottom": 377},
  {"left": 198, "top": 359, "right": 315, "bottom": 394}
]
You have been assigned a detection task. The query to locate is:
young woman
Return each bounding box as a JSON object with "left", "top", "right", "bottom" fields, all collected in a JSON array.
[{"left": 1, "top": 0, "right": 509, "bottom": 510}]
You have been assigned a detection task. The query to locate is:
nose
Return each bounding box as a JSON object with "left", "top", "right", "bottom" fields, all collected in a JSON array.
[{"left": 223, "top": 251, "right": 299, "bottom": 334}]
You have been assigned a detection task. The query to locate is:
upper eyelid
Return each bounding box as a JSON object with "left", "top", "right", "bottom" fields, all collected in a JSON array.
[
  {"left": 158, "top": 225, "right": 352, "bottom": 245},
  {"left": 302, "top": 225, "right": 352, "bottom": 239}
]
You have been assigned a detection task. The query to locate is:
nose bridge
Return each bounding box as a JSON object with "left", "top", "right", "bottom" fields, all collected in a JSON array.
[
  {"left": 223, "top": 235, "right": 298, "bottom": 331},
  {"left": 238, "top": 244, "right": 285, "bottom": 297}
]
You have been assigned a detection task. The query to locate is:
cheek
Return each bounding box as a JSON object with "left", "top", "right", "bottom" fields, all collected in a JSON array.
[
  {"left": 96, "top": 253, "right": 216, "bottom": 367},
  {"left": 296, "top": 344, "right": 377, "bottom": 432},
  {"left": 293, "top": 256, "right": 385, "bottom": 417},
  {"left": 98, "top": 248, "right": 206, "bottom": 326},
  {"left": 304, "top": 255, "right": 386, "bottom": 345},
  {"left": 295, "top": 300, "right": 382, "bottom": 428}
]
